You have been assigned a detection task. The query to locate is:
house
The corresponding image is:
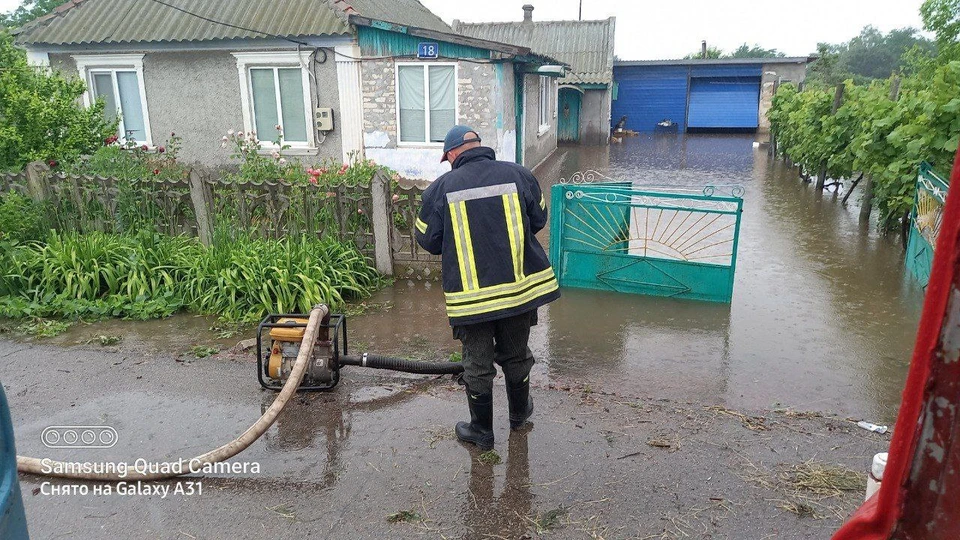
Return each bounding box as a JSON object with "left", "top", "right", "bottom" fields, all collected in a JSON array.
[
  {"left": 13, "top": 0, "right": 564, "bottom": 180},
  {"left": 612, "top": 57, "right": 813, "bottom": 134},
  {"left": 454, "top": 5, "right": 616, "bottom": 147}
]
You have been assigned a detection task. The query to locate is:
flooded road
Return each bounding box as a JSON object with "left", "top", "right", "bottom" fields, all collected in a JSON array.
[
  {"left": 366, "top": 134, "right": 922, "bottom": 423},
  {"left": 5, "top": 133, "right": 906, "bottom": 538}
]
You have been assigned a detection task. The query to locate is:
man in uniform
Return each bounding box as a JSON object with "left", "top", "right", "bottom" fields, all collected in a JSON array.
[{"left": 415, "top": 125, "right": 560, "bottom": 450}]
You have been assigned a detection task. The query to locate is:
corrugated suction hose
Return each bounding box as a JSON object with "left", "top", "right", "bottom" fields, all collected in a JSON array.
[{"left": 339, "top": 354, "right": 464, "bottom": 375}]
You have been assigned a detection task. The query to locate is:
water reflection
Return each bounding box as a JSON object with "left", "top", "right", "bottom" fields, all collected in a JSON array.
[{"left": 461, "top": 430, "right": 532, "bottom": 539}]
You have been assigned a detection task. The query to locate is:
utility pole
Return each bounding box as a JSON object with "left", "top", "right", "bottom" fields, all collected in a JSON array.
[{"left": 579, "top": 0, "right": 583, "bottom": 20}]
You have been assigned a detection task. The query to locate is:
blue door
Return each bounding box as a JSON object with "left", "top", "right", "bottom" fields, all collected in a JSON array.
[
  {"left": 558, "top": 88, "right": 582, "bottom": 143},
  {"left": 687, "top": 77, "right": 761, "bottom": 129},
  {"left": 612, "top": 66, "right": 689, "bottom": 132}
]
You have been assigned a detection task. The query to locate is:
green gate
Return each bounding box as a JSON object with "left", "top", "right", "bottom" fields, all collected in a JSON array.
[
  {"left": 906, "top": 162, "right": 949, "bottom": 288},
  {"left": 549, "top": 172, "right": 744, "bottom": 303},
  {"left": 558, "top": 88, "right": 582, "bottom": 143}
]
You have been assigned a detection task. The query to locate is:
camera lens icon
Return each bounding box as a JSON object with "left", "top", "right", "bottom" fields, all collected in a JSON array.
[{"left": 42, "top": 426, "right": 118, "bottom": 449}]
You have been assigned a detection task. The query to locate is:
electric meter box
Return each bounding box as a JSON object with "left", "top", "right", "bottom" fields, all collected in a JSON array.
[{"left": 316, "top": 107, "right": 334, "bottom": 132}]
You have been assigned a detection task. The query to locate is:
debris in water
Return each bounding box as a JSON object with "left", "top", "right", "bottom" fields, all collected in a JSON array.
[
  {"left": 856, "top": 421, "right": 888, "bottom": 434},
  {"left": 386, "top": 510, "right": 422, "bottom": 524},
  {"left": 477, "top": 450, "right": 502, "bottom": 464}
]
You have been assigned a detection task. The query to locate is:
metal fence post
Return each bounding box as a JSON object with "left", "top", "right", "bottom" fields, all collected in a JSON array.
[
  {"left": 188, "top": 169, "right": 214, "bottom": 246},
  {"left": 369, "top": 170, "right": 394, "bottom": 276}
]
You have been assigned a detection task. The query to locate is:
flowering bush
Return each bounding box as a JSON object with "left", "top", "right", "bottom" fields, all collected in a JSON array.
[
  {"left": 221, "top": 126, "right": 309, "bottom": 184},
  {"left": 65, "top": 132, "right": 187, "bottom": 182}
]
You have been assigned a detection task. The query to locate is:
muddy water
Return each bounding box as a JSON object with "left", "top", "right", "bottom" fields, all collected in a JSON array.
[{"left": 366, "top": 134, "right": 923, "bottom": 423}]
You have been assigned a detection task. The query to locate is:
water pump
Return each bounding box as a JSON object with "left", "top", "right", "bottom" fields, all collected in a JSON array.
[{"left": 256, "top": 311, "right": 463, "bottom": 391}]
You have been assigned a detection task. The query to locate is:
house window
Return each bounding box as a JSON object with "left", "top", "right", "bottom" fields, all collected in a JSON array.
[
  {"left": 74, "top": 54, "right": 151, "bottom": 146},
  {"left": 397, "top": 63, "right": 457, "bottom": 144},
  {"left": 538, "top": 76, "right": 551, "bottom": 130},
  {"left": 249, "top": 68, "right": 308, "bottom": 144},
  {"left": 232, "top": 52, "right": 315, "bottom": 148}
]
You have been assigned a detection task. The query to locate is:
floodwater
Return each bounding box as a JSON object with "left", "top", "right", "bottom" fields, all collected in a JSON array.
[
  {"left": 360, "top": 133, "right": 923, "bottom": 424},
  {"left": 41, "top": 133, "right": 923, "bottom": 424}
]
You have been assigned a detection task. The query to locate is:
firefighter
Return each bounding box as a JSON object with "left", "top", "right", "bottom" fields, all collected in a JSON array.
[{"left": 415, "top": 125, "right": 560, "bottom": 450}]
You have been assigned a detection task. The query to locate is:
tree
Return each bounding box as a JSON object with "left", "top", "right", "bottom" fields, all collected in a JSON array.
[
  {"left": 728, "top": 43, "right": 785, "bottom": 59},
  {"left": 683, "top": 46, "right": 724, "bottom": 60},
  {"left": 0, "top": 30, "right": 116, "bottom": 170},
  {"left": 921, "top": 0, "right": 960, "bottom": 61},
  {"left": 841, "top": 26, "right": 935, "bottom": 80},
  {"left": 1, "top": 0, "right": 62, "bottom": 29},
  {"left": 806, "top": 43, "right": 851, "bottom": 86}
]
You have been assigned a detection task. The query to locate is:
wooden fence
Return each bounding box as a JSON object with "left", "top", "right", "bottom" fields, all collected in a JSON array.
[{"left": 1, "top": 163, "right": 441, "bottom": 278}]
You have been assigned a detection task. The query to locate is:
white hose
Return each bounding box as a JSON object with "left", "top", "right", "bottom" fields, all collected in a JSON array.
[{"left": 16, "top": 305, "right": 329, "bottom": 481}]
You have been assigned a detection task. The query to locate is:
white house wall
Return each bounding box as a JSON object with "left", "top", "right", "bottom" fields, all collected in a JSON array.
[
  {"left": 360, "top": 59, "right": 518, "bottom": 181},
  {"left": 522, "top": 73, "right": 558, "bottom": 171},
  {"left": 48, "top": 49, "right": 344, "bottom": 166}
]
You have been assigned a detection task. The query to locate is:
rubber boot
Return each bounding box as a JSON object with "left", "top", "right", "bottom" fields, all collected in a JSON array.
[
  {"left": 456, "top": 389, "right": 494, "bottom": 450},
  {"left": 506, "top": 377, "right": 534, "bottom": 430}
]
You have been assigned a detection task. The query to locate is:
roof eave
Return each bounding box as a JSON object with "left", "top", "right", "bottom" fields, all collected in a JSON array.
[
  {"left": 348, "top": 13, "right": 534, "bottom": 57},
  {"left": 614, "top": 56, "right": 817, "bottom": 67}
]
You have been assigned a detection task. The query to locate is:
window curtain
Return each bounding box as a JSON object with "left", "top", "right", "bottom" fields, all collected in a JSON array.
[
  {"left": 398, "top": 65, "right": 425, "bottom": 143},
  {"left": 250, "top": 68, "right": 279, "bottom": 140},
  {"left": 116, "top": 71, "right": 145, "bottom": 142},
  {"left": 92, "top": 73, "right": 118, "bottom": 125},
  {"left": 428, "top": 66, "right": 455, "bottom": 143},
  {"left": 277, "top": 68, "right": 307, "bottom": 143}
]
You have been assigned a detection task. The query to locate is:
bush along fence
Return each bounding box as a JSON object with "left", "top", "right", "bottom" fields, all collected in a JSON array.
[
  {"left": 767, "top": 61, "right": 960, "bottom": 232},
  {"left": 1, "top": 162, "right": 440, "bottom": 279},
  {"left": 0, "top": 162, "right": 440, "bottom": 324}
]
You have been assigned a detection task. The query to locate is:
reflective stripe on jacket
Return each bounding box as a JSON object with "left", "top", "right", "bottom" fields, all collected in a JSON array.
[{"left": 415, "top": 147, "right": 560, "bottom": 326}]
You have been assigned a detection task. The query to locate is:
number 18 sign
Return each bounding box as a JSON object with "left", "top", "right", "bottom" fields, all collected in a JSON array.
[{"left": 417, "top": 42, "right": 439, "bottom": 59}]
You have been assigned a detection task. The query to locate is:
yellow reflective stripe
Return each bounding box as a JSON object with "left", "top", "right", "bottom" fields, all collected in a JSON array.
[
  {"left": 447, "top": 276, "right": 559, "bottom": 317},
  {"left": 503, "top": 193, "right": 525, "bottom": 281},
  {"left": 539, "top": 194, "right": 546, "bottom": 210},
  {"left": 415, "top": 217, "right": 428, "bottom": 234},
  {"left": 450, "top": 201, "right": 479, "bottom": 291},
  {"left": 444, "top": 268, "right": 555, "bottom": 302}
]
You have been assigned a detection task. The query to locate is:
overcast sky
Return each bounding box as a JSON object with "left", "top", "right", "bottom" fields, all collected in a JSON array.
[{"left": 1, "top": 0, "right": 928, "bottom": 59}]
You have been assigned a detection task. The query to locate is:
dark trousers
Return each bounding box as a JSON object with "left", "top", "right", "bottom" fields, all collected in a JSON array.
[{"left": 453, "top": 310, "right": 537, "bottom": 395}]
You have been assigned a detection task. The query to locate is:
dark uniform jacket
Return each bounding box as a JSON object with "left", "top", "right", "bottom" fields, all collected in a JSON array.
[{"left": 415, "top": 146, "right": 560, "bottom": 326}]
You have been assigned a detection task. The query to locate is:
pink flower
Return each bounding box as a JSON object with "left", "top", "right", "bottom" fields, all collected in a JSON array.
[
  {"left": 325, "top": 191, "right": 336, "bottom": 198},
  {"left": 271, "top": 151, "right": 281, "bottom": 160},
  {"left": 47, "top": 159, "right": 58, "bottom": 168},
  {"left": 357, "top": 209, "right": 364, "bottom": 215},
  {"left": 141, "top": 144, "right": 148, "bottom": 151},
  {"left": 309, "top": 177, "right": 318, "bottom": 185},
  {"left": 170, "top": 132, "right": 176, "bottom": 137},
  {"left": 391, "top": 194, "right": 400, "bottom": 203},
  {"left": 237, "top": 131, "right": 244, "bottom": 138},
  {"left": 278, "top": 158, "right": 287, "bottom": 165},
  {"left": 275, "top": 124, "right": 282, "bottom": 131},
  {"left": 228, "top": 129, "right": 235, "bottom": 136},
  {"left": 158, "top": 146, "right": 166, "bottom": 154},
  {"left": 153, "top": 169, "right": 160, "bottom": 175}
]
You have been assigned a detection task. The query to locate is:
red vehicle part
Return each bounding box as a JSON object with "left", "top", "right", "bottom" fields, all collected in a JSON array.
[{"left": 833, "top": 147, "right": 960, "bottom": 540}]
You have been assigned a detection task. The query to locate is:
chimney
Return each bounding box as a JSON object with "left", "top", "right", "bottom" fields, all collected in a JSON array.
[
  {"left": 523, "top": 4, "right": 534, "bottom": 23},
  {"left": 701, "top": 40, "right": 707, "bottom": 59}
]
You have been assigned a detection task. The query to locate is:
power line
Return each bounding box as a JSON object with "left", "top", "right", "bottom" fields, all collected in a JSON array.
[{"left": 145, "top": 0, "right": 313, "bottom": 47}]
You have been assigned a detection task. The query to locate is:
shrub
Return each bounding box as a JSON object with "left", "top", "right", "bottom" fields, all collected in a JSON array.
[{"left": 0, "top": 191, "right": 47, "bottom": 242}]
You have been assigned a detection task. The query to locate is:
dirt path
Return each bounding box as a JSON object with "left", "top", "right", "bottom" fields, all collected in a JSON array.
[{"left": 3, "top": 338, "right": 889, "bottom": 539}]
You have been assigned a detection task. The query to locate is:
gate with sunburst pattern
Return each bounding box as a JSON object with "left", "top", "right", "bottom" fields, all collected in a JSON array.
[
  {"left": 906, "top": 162, "right": 949, "bottom": 289},
  {"left": 549, "top": 171, "right": 744, "bottom": 303}
]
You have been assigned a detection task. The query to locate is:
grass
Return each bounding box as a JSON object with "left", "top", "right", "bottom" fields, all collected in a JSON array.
[
  {"left": 17, "top": 318, "right": 71, "bottom": 338},
  {"left": 740, "top": 459, "right": 864, "bottom": 520},
  {"left": 189, "top": 345, "right": 220, "bottom": 358},
  {"left": 88, "top": 334, "right": 122, "bottom": 346},
  {"left": 448, "top": 351, "right": 462, "bottom": 363}
]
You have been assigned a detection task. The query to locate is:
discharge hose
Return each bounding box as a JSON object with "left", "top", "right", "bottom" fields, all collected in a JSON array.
[
  {"left": 339, "top": 353, "right": 464, "bottom": 375},
  {"left": 16, "top": 305, "right": 330, "bottom": 481}
]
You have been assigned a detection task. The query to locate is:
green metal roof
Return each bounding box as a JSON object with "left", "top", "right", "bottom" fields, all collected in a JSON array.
[
  {"left": 14, "top": 0, "right": 451, "bottom": 47},
  {"left": 455, "top": 18, "right": 616, "bottom": 85}
]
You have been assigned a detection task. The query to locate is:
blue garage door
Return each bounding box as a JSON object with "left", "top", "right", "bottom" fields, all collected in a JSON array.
[
  {"left": 612, "top": 66, "right": 689, "bottom": 132},
  {"left": 687, "top": 77, "right": 761, "bottom": 129}
]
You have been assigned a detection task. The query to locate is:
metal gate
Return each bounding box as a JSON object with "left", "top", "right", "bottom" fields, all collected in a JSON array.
[
  {"left": 549, "top": 172, "right": 744, "bottom": 303},
  {"left": 906, "top": 162, "right": 949, "bottom": 288}
]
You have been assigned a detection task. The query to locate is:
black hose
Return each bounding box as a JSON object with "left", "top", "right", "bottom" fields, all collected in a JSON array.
[{"left": 340, "top": 354, "right": 464, "bottom": 375}]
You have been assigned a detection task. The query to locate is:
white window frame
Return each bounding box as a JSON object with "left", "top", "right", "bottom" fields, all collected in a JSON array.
[
  {"left": 394, "top": 62, "right": 459, "bottom": 147},
  {"left": 232, "top": 51, "right": 315, "bottom": 150},
  {"left": 538, "top": 75, "right": 552, "bottom": 135},
  {"left": 74, "top": 54, "right": 152, "bottom": 146}
]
